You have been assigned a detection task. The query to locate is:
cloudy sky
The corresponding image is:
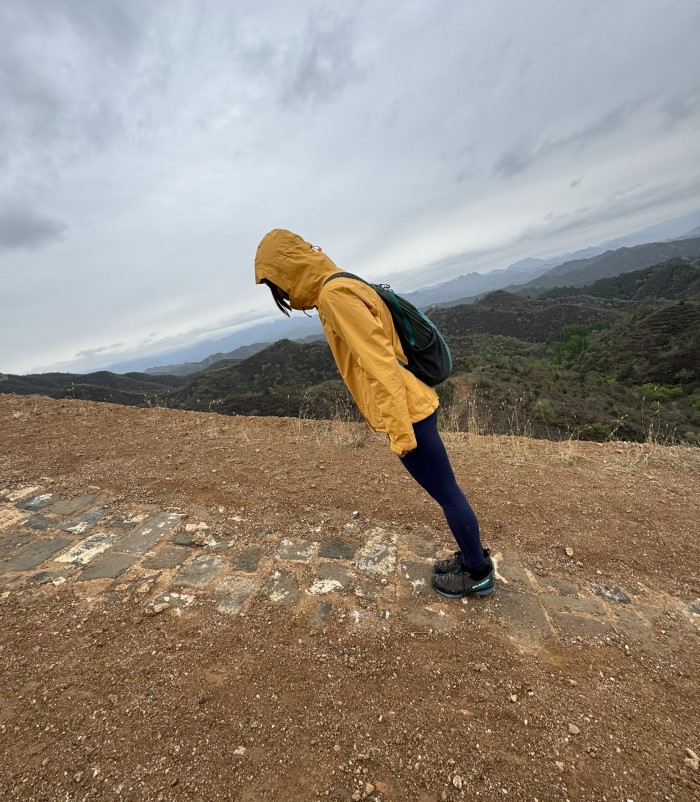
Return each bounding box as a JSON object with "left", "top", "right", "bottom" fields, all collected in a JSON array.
[{"left": 1, "top": 0, "right": 699, "bottom": 375}]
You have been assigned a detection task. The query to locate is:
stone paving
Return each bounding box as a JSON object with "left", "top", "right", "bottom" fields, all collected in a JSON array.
[{"left": 1, "top": 484, "right": 698, "bottom": 654}]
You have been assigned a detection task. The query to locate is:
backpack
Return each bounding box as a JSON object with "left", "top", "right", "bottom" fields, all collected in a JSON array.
[{"left": 323, "top": 272, "right": 453, "bottom": 387}]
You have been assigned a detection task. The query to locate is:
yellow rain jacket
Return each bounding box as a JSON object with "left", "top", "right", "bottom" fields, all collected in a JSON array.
[{"left": 254, "top": 229, "right": 439, "bottom": 454}]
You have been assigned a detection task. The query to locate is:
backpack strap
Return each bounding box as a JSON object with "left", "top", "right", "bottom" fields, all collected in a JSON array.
[{"left": 323, "top": 272, "right": 416, "bottom": 347}]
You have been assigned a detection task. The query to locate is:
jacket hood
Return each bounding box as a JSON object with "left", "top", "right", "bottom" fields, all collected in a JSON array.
[{"left": 254, "top": 229, "right": 341, "bottom": 310}]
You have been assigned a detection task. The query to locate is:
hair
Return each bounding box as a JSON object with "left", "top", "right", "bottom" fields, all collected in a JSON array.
[{"left": 261, "top": 278, "right": 292, "bottom": 317}]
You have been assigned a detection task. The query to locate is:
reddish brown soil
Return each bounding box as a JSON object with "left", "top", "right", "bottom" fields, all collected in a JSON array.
[{"left": 0, "top": 395, "right": 698, "bottom": 802}]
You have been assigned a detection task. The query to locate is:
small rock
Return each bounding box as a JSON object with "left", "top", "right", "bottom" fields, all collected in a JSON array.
[
  {"left": 686, "top": 747, "right": 699, "bottom": 761},
  {"left": 351, "top": 511, "right": 360, "bottom": 519},
  {"left": 509, "top": 694, "right": 517, "bottom": 703},
  {"left": 73, "top": 772, "right": 83, "bottom": 783},
  {"left": 150, "top": 603, "right": 170, "bottom": 615},
  {"left": 685, "top": 756, "right": 699, "bottom": 771},
  {"left": 364, "top": 782, "right": 375, "bottom": 794},
  {"left": 565, "top": 547, "right": 574, "bottom": 558},
  {"left": 233, "top": 746, "right": 246, "bottom": 756},
  {"left": 333, "top": 744, "right": 341, "bottom": 752},
  {"left": 352, "top": 792, "right": 362, "bottom": 801},
  {"left": 452, "top": 774, "right": 463, "bottom": 789},
  {"left": 568, "top": 723, "right": 580, "bottom": 735},
  {"left": 108, "top": 694, "right": 118, "bottom": 706},
  {"left": 556, "top": 761, "right": 565, "bottom": 771},
  {"left": 473, "top": 663, "right": 488, "bottom": 673},
  {"left": 441, "top": 792, "right": 448, "bottom": 802}
]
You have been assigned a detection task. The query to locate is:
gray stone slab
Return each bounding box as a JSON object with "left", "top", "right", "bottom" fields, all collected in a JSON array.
[
  {"left": 403, "top": 534, "right": 436, "bottom": 558},
  {"left": 275, "top": 538, "right": 316, "bottom": 563},
  {"left": 60, "top": 507, "right": 107, "bottom": 535},
  {"left": 17, "top": 493, "right": 58, "bottom": 511},
  {"left": 318, "top": 538, "right": 355, "bottom": 560},
  {"left": 0, "top": 531, "right": 35, "bottom": 558},
  {"left": 77, "top": 551, "right": 139, "bottom": 581},
  {"left": 0, "top": 537, "right": 73, "bottom": 574},
  {"left": 23, "top": 515, "right": 59, "bottom": 532},
  {"left": 399, "top": 560, "right": 436, "bottom": 596},
  {"left": 611, "top": 608, "right": 654, "bottom": 644},
  {"left": 213, "top": 576, "right": 257, "bottom": 615},
  {"left": 233, "top": 547, "right": 262, "bottom": 573},
  {"left": 495, "top": 587, "right": 552, "bottom": 646},
  {"left": 356, "top": 530, "right": 397, "bottom": 575},
  {"left": 171, "top": 529, "right": 196, "bottom": 546},
  {"left": 261, "top": 569, "right": 301, "bottom": 607},
  {"left": 109, "top": 515, "right": 141, "bottom": 531},
  {"left": 142, "top": 546, "right": 190, "bottom": 570},
  {"left": 405, "top": 607, "right": 449, "bottom": 634},
  {"left": 308, "top": 563, "right": 352, "bottom": 595},
  {"left": 551, "top": 611, "right": 613, "bottom": 641},
  {"left": 353, "top": 577, "right": 383, "bottom": 601},
  {"left": 687, "top": 599, "right": 700, "bottom": 617},
  {"left": 173, "top": 555, "right": 225, "bottom": 588},
  {"left": 538, "top": 575, "right": 578, "bottom": 596},
  {"left": 309, "top": 600, "right": 333, "bottom": 628},
  {"left": 589, "top": 583, "right": 632, "bottom": 605},
  {"left": 48, "top": 495, "right": 97, "bottom": 516},
  {"left": 540, "top": 593, "right": 606, "bottom": 616},
  {"left": 118, "top": 512, "right": 183, "bottom": 555},
  {"left": 55, "top": 533, "right": 118, "bottom": 565},
  {"left": 28, "top": 569, "right": 79, "bottom": 585},
  {"left": 497, "top": 550, "right": 535, "bottom": 591}
]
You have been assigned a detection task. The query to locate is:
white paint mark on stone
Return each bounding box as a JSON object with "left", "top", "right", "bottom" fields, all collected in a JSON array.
[
  {"left": 356, "top": 528, "right": 397, "bottom": 575},
  {"left": 0, "top": 505, "right": 29, "bottom": 531},
  {"left": 28, "top": 493, "right": 54, "bottom": 505},
  {"left": 492, "top": 551, "right": 508, "bottom": 584},
  {"left": 66, "top": 521, "right": 90, "bottom": 534},
  {"left": 351, "top": 610, "right": 362, "bottom": 624},
  {"left": 308, "top": 579, "right": 343, "bottom": 596},
  {"left": 6, "top": 486, "right": 41, "bottom": 502},
  {"left": 56, "top": 534, "right": 118, "bottom": 565}
]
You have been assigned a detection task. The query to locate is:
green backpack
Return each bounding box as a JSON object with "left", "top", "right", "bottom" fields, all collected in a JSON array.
[{"left": 323, "top": 272, "right": 453, "bottom": 387}]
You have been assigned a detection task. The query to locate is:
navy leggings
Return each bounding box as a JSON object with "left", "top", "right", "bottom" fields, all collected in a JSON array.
[{"left": 399, "top": 410, "right": 484, "bottom": 568}]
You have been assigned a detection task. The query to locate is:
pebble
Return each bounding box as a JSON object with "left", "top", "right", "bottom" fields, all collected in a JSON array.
[
  {"left": 351, "top": 792, "right": 362, "bottom": 801},
  {"left": 568, "top": 724, "right": 580, "bottom": 735},
  {"left": 73, "top": 772, "right": 83, "bottom": 783},
  {"left": 150, "top": 603, "right": 170, "bottom": 615},
  {"left": 233, "top": 746, "right": 246, "bottom": 756},
  {"left": 452, "top": 774, "right": 463, "bottom": 789},
  {"left": 565, "top": 547, "right": 574, "bottom": 557},
  {"left": 364, "top": 782, "right": 375, "bottom": 794},
  {"left": 556, "top": 761, "right": 565, "bottom": 771}
]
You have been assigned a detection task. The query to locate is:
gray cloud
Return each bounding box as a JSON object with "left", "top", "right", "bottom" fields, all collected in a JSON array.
[
  {"left": 0, "top": 204, "right": 66, "bottom": 250},
  {"left": 494, "top": 101, "right": 646, "bottom": 179},
  {"left": 281, "top": 9, "right": 362, "bottom": 106}
]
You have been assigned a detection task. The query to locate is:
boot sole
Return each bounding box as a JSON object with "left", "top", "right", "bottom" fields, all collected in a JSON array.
[{"left": 432, "top": 581, "right": 496, "bottom": 599}]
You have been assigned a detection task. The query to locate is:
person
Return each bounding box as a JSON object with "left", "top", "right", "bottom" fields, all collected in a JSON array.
[{"left": 254, "top": 228, "right": 494, "bottom": 598}]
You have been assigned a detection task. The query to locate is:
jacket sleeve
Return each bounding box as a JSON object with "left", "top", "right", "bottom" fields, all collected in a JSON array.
[{"left": 322, "top": 283, "right": 417, "bottom": 454}]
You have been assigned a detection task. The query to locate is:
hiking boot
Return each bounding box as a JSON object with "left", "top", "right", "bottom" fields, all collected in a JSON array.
[
  {"left": 431, "top": 561, "right": 496, "bottom": 599},
  {"left": 433, "top": 547, "right": 492, "bottom": 575}
]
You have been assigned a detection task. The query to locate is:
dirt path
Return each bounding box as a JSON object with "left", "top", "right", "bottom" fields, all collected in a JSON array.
[{"left": 1, "top": 395, "right": 699, "bottom": 801}]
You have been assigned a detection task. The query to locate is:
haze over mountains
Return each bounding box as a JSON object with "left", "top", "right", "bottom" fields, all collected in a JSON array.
[
  {"left": 3, "top": 237, "right": 699, "bottom": 445},
  {"left": 98, "top": 213, "right": 697, "bottom": 375}
]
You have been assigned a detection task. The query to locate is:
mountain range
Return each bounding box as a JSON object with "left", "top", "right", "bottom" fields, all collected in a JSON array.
[
  {"left": 3, "top": 251, "right": 699, "bottom": 444},
  {"left": 99, "top": 212, "right": 700, "bottom": 374}
]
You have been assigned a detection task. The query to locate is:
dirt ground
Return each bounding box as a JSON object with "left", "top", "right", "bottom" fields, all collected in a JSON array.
[{"left": 0, "top": 394, "right": 698, "bottom": 802}]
